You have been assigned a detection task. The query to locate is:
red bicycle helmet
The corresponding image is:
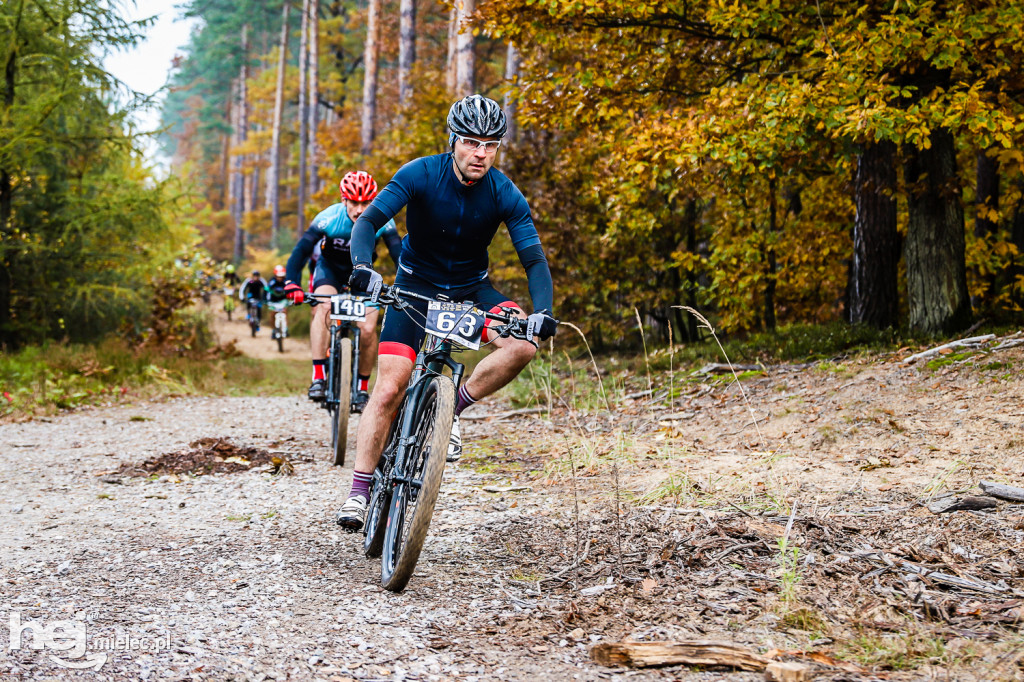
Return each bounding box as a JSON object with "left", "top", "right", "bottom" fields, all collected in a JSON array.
[
  {"left": 273, "top": 265, "right": 285, "bottom": 277},
  {"left": 339, "top": 171, "right": 378, "bottom": 202}
]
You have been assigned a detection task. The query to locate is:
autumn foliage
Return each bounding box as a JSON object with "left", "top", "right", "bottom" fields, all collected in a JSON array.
[{"left": 163, "top": 0, "right": 1024, "bottom": 347}]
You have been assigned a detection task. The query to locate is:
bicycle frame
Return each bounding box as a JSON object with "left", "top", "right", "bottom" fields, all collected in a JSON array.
[
  {"left": 323, "top": 318, "right": 361, "bottom": 411},
  {"left": 388, "top": 337, "right": 464, "bottom": 486}
]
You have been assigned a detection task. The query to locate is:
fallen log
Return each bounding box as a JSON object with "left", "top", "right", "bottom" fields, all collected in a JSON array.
[
  {"left": 979, "top": 481, "right": 1024, "bottom": 503},
  {"left": 590, "top": 640, "right": 766, "bottom": 670},
  {"left": 926, "top": 495, "right": 998, "bottom": 514},
  {"left": 903, "top": 334, "right": 995, "bottom": 364}
]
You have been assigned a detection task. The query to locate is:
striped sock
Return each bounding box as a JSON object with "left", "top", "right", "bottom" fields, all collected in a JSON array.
[
  {"left": 455, "top": 384, "right": 477, "bottom": 416},
  {"left": 349, "top": 470, "right": 373, "bottom": 500},
  {"left": 357, "top": 375, "right": 370, "bottom": 392},
  {"left": 312, "top": 360, "right": 326, "bottom": 381}
]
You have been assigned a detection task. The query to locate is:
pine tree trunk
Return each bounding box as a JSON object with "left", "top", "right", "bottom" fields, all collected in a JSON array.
[
  {"left": 454, "top": 0, "right": 475, "bottom": 96},
  {"left": 398, "top": 0, "right": 416, "bottom": 107},
  {"left": 904, "top": 128, "right": 972, "bottom": 335},
  {"left": 308, "top": 0, "right": 320, "bottom": 196},
  {"left": 232, "top": 26, "right": 250, "bottom": 263},
  {"left": 297, "top": 0, "right": 310, "bottom": 236},
  {"left": 0, "top": 40, "right": 16, "bottom": 341},
  {"left": 229, "top": 80, "right": 243, "bottom": 262},
  {"left": 361, "top": 0, "right": 380, "bottom": 155},
  {"left": 446, "top": 6, "right": 457, "bottom": 95},
  {"left": 503, "top": 43, "right": 519, "bottom": 144},
  {"left": 851, "top": 140, "right": 899, "bottom": 329},
  {"left": 267, "top": 1, "right": 290, "bottom": 246}
]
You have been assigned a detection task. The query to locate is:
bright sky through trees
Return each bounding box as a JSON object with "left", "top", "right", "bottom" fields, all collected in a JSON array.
[{"left": 103, "top": 0, "right": 196, "bottom": 165}]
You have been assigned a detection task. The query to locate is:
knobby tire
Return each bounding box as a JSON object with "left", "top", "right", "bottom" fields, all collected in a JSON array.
[
  {"left": 380, "top": 376, "right": 454, "bottom": 592},
  {"left": 363, "top": 404, "right": 404, "bottom": 558},
  {"left": 332, "top": 337, "right": 353, "bottom": 466}
]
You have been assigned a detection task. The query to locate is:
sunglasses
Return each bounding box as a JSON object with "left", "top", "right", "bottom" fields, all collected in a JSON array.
[{"left": 455, "top": 135, "right": 501, "bottom": 152}]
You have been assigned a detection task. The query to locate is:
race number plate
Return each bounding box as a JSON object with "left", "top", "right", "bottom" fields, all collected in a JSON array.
[
  {"left": 330, "top": 293, "right": 367, "bottom": 322},
  {"left": 425, "top": 301, "right": 485, "bottom": 350}
]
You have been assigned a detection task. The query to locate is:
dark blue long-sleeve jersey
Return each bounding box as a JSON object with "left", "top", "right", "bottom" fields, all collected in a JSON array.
[{"left": 350, "top": 153, "right": 554, "bottom": 313}]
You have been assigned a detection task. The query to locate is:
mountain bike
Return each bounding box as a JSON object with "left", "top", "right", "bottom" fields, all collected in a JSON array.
[
  {"left": 246, "top": 298, "right": 262, "bottom": 336},
  {"left": 361, "top": 284, "right": 550, "bottom": 592},
  {"left": 223, "top": 286, "right": 236, "bottom": 321},
  {"left": 306, "top": 292, "right": 368, "bottom": 466},
  {"left": 268, "top": 299, "right": 290, "bottom": 353}
]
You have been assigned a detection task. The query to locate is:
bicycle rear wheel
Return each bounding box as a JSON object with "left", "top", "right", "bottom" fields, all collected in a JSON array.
[
  {"left": 332, "top": 336, "right": 353, "bottom": 466},
  {"left": 380, "top": 376, "right": 454, "bottom": 592}
]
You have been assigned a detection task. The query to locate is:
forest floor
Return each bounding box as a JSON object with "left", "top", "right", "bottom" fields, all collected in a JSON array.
[{"left": 2, "top": 319, "right": 1024, "bottom": 681}]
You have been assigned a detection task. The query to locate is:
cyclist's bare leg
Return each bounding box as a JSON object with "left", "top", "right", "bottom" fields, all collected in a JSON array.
[
  {"left": 353, "top": 354, "right": 414, "bottom": 473},
  {"left": 356, "top": 308, "right": 380, "bottom": 377},
  {"left": 309, "top": 284, "right": 338, "bottom": 360},
  {"left": 463, "top": 313, "right": 537, "bottom": 400}
]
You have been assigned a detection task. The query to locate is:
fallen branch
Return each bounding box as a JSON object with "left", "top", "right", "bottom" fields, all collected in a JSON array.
[
  {"left": 540, "top": 538, "right": 592, "bottom": 584},
  {"left": 903, "top": 334, "right": 995, "bottom": 364},
  {"left": 926, "top": 495, "right": 998, "bottom": 514},
  {"left": 847, "top": 551, "right": 1008, "bottom": 595},
  {"left": 459, "top": 406, "right": 547, "bottom": 421},
  {"left": 696, "top": 363, "right": 762, "bottom": 375},
  {"left": 590, "top": 640, "right": 766, "bottom": 671},
  {"left": 979, "top": 481, "right": 1024, "bottom": 503}
]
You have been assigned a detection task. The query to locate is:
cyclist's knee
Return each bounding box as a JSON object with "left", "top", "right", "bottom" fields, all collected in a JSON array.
[
  {"left": 509, "top": 338, "right": 538, "bottom": 365},
  {"left": 370, "top": 374, "right": 405, "bottom": 407}
]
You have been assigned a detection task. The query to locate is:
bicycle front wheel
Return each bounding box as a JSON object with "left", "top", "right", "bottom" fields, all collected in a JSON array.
[
  {"left": 332, "top": 336, "right": 353, "bottom": 466},
  {"left": 364, "top": 405, "right": 403, "bottom": 558},
  {"left": 380, "top": 376, "right": 454, "bottom": 592}
]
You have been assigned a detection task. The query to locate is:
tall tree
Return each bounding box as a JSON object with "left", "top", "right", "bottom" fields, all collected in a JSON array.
[
  {"left": 266, "top": 1, "right": 290, "bottom": 246},
  {"left": 445, "top": 6, "right": 457, "bottom": 94},
  {"left": 851, "top": 141, "right": 899, "bottom": 329},
  {"left": 398, "top": 0, "right": 416, "bottom": 107},
  {"left": 307, "top": 0, "right": 320, "bottom": 196},
  {"left": 296, "top": 0, "right": 310, "bottom": 235},
  {"left": 1, "top": 0, "right": 180, "bottom": 345},
  {"left": 454, "top": 0, "right": 475, "bottom": 96},
  {"left": 904, "top": 128, "right": 972, "bottom": 335},
  {"left": 360, "top": 0, "right": 381, "bottom": 155},
  {"left": 233, "top": 25, "right": 251, "bottom": 263},
  {"left": 503, "top": 43, "right": 519, "bottom": 144}
]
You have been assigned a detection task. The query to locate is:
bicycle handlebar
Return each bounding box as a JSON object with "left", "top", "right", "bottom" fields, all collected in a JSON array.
[
  {"left": 299, "top": 286, "right": 558, "bottom": 342},
  {"left": 372, "top": 284, "right": 558, "bottom": 344}
]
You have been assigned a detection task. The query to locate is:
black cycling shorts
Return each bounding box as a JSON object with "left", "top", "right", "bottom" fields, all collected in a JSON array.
[
  {"left": 311, "top": 256, "right": 353, "bottom": 292},
  {"left": 378, "top": 272, "right": 522, "bottom": 362}
]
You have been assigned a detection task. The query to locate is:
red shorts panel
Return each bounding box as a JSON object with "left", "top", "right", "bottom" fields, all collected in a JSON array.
[{"left": 378, "top": 341, "right": 416, "bottom": 362}]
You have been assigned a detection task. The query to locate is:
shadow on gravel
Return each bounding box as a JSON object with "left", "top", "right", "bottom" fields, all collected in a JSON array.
[{"left": 116, "top": 436, "right": 278, "bottom": 476}]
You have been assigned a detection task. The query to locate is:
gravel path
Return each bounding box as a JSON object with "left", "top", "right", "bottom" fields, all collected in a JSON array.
[{"left": 0, "top": 397, "right": 676, "bottom": 681}]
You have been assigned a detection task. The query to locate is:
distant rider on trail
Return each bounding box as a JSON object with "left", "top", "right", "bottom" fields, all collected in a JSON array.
[
  {"left": 335, "top": 94, "right": 557, "bottom": 531},
  {"left": 283, "top": 171, "right": 402, "bottom": 410},
  {"left": 241, "top": 270, "right": 267, "bottom": 326}
]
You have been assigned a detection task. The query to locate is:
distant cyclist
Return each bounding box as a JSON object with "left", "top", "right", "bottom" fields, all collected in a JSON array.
[
  {"left": 283, "top": 171, "right": 402, "bottom": 410},
  {"left": 267, "top": 265, "right": 288, "bottom": 303},
  {"left": 335, "top": 95, "right": 556, "bottom": 530},
  {"left": 223, "top": 263, "right": 241, "bottom": 288},
  {"left": 241, "top": 270, "right": 267, "bottom": 325}
]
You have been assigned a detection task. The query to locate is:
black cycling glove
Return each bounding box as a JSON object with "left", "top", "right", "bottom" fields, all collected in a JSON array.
[{"left": 526, "top": 310, "right": 558, "bottom": 342}]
